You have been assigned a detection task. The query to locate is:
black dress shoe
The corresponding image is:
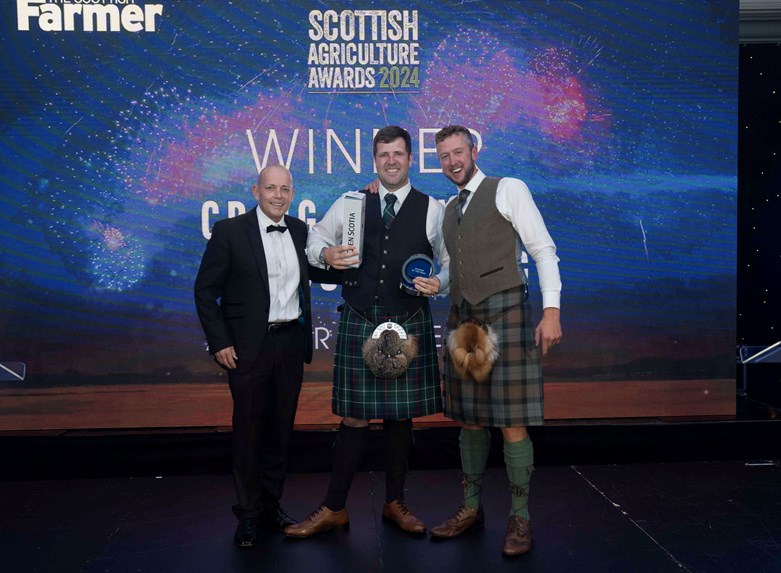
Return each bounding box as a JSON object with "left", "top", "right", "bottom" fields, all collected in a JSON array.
[
  {"left": 234, "top": 518, "right": 258, "bottom": 548},
  {"left": 259, "top": 506, "right": 298, "bottom": 531}
]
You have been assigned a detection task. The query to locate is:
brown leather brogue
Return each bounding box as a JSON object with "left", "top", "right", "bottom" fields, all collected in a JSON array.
[
  {"left": 382, "top": 500, "right": 426, "bottom": 533},
  {"left": 501, "top": 515, "right": 532, "bottom": 556},
  {"left": 430, "top": 505, "right": 485, "bottom": 538},
  {"left": 284, "top": 505, "right": 349, "bottom": 538}
]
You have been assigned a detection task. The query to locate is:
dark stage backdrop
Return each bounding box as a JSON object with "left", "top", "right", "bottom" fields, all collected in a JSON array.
[{"left": 0, "top": 1, "right": 737, "bottom": 430}]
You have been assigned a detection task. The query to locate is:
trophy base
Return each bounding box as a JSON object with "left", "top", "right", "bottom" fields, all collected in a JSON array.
[{"left": 400, "top": 282, "right": 424, "bottom": 296}]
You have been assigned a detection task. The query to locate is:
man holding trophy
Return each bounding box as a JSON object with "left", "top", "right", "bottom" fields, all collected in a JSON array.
[{"left": 285, "top": 125, "right": 449, "bottom": 538}]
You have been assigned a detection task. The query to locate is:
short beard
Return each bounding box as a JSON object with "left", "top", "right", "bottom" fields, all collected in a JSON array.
[
  {"left": 448, "top": 161, "right": 476, "bottom": 186},
  {"left": 462, "top": 162, "right": 476, "bottom": 184}
]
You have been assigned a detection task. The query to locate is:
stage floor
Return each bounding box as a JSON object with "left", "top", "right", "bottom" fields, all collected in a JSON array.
[{"left": 2, "top": 461, "right": 780, "bottom": 573}]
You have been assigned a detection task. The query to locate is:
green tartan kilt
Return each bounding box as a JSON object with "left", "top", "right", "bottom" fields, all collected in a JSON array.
[
  {"left": 442, "top": 285, "right": 544, "bottom": 427},
  {"left": 332, "top": 302, "right": 443, "bottom": 420}
]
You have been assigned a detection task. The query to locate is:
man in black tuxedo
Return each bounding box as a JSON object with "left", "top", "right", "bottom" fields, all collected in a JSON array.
[{"left": 194, "top": 164, "right": 312, "bottom": 548}]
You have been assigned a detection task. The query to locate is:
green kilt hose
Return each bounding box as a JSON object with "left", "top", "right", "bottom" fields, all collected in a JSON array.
[
  {"left": 332, "top": 302, "right": 443, "bottom": 420},
  {"left": 443, "top": 285, "right": 544, "bottom": 427}
]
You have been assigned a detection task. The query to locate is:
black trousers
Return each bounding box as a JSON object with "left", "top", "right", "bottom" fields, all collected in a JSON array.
[{"left": 227, "top": 325, "right": 305, "bottom": 519}]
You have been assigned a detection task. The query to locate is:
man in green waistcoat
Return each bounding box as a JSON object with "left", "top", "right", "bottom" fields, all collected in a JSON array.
[{"left": 430, "top": 125, "right": 562, "bottom": 557}]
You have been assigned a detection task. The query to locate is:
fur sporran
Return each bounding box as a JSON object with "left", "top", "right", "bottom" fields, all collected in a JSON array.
[
  {"left": 362, "top": 327, "right": 419, "bottom": 379},
  {"left": 446, "top": 318, "right": 499, "bottom": 383}
]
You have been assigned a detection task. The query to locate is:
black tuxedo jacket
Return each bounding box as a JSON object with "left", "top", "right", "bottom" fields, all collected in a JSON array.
[{"left": 194, "top": 209, "right": 313, "bottom": 369}]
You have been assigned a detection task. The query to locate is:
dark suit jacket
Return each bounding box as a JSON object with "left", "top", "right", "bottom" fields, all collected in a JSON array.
[{"left": 194, "top": 209, "right": 313, "bottom": 369}]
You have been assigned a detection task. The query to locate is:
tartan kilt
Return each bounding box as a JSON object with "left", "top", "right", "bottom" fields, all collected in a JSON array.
[
  {"left": 332, "top": 302, "right": 442, "bottom": 420},
  {"left": 442, "top": 285, "right": 544, "bottom": 427}
]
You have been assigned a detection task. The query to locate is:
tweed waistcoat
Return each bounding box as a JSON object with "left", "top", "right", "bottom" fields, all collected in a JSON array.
[
  {"left": 443, "top": 176, "right": 524, "bottom": 306},
  {"left": 342, "top": 188, "right": 432, "bottom": 313}
]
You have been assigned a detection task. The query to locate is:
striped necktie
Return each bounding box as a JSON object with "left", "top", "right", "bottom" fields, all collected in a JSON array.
[
  {"left": 383, "top": 193, "right": 397, "bottom": 229},
  {"left": 456, "top": 188, "right": 470, "bottom": 223}
]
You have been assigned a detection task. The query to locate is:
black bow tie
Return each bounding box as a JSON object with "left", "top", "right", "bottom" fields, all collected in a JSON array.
[{"left": 266, "top": 225, "right": 287, "bottom": 233}]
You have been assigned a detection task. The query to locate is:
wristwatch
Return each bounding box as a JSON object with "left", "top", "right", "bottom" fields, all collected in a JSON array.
[{"left": 319, "top": 247, "right": 329, "bottom": 269}]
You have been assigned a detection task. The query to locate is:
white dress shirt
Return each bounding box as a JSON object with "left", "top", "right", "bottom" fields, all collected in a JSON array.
[
  {"left": 256, "top": 206, "right": 301, "bottom": 322},
  {"left": 307, "top": 181, "right": 450, "bottom": 293},
  {"left": 449, "top": 168, "right": 561, "bottom": 309}
]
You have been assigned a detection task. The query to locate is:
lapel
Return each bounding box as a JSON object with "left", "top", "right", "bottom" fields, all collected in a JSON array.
[
  {"left": 284, "top": 214, "right": 307, "bottom": 277},
  {"left": 243, "top": 209, "right": 270, "bottom": 286},
  {"left": 284, "top": 215, "right": 309, "bottom": 323}
]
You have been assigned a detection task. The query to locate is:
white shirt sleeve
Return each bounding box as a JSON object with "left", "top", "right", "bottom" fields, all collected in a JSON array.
[
  {"left": 427, "top": 196, "right": 450, "bottom": 294},
  {"left": 495, "top": 177, "right": 561, "bottom": 309},
  {"left": 307, "top": 195, "right": 345, "bottom": 267}
]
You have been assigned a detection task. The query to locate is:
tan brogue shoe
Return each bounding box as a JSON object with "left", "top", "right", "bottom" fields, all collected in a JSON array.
[
  {"left": 501, "top": 515, "right": 532, "bottom": 556},
  {"left": 382, "top": 500, "right": 426, "bottom": 534},
  {"left": 430, "top": 505, "right": 485, "bottom": 538},
  {"left": 284, "top": 504, "right": 349, "bottom": 538}
]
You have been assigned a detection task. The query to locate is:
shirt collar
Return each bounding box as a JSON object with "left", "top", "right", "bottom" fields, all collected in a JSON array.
[
  {"left": 461, "top": 167, "right": 485, "bottom": 194},
  {"left": 379, "top": 180, "right": 412, "bottom": 208}
]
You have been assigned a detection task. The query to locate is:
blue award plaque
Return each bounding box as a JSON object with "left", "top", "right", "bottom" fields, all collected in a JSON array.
[{"left": 400, "top": 254, "right": 435, "bottom": 296}]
